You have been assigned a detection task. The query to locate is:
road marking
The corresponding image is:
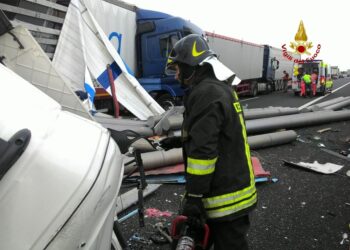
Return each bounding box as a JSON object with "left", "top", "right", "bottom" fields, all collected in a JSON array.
[
  {"left": 298, "top": 81, "right": 350, "bottom": 110},
  {"left": 331, "top": 81, "right": 350, "bottom": 94},
  {"left": 240, "top": 97, "right": 259, "bottom": 102}
]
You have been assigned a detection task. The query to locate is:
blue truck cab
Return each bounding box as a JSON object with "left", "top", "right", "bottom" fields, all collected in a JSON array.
[{"left": 135, "top": 9, "right": 204, "bottom": 107}]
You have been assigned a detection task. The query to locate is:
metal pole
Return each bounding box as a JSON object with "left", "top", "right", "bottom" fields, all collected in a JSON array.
[
  {"left": 243, "top": 107, "right": 299, "bottom": 120},
  {"left": 123, "top": 130, "right": 298, "bottom": 174},
  {"left": 107, "top": 64, "right": 120, "bottom": 118},
  {"left": 246, "top": 110, "right": 350, "bottom": 134},
  {"left": 324, "top": 98, "right": 350, "bottom": 111},
  {"left": 306, "top": 96, "right": 349, "bottom": 111},
  {"left": 248, "top": 130, "right": 297, "bottom": 149}
]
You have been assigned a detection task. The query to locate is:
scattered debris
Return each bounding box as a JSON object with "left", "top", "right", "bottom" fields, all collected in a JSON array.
[
  {"left": 252, "top": 157, "right": 271, "bottom": 177},
  {"left": 283, "top": 160, "right": 344, "bottom": 174},
  {"left": 144, "top": 175, "right": 186, "bottom": 184},
  {"left": 151, "top": 222, "right": 173, "bottom": 244},
  {"left": 129, "top": 233, "right": 152, "bottom": 245},
  {"left": 321, "top": 148, "right": 350, "bottom": 162},
  {"left": 150, "top": 234, "right": 169, "bottom": 245},
  {"left": 145, "top": 208, "right": 173, "bottom": 218},
  {"left": 296, "top": 137, "right": 307, "bottom": 143},
  {"left": 339, "top": 150, "right": 349, "bottom": 156},
  {"left": 317, "top": 128, "right": 332, "bottom": 133},
  {"left": 118, "top": 209, "right": 138, "bottom": 223},
  {"left": 327, "top": 211, "right": 336, "bottom": 217},
  {"left": 271, "top": 178, "right": 279, "bottom": 183},
  {"left": 340, "top": 233, "right": 348, "bottom": 245},
  {"left": 296, "top": 136, "right": 313, "bottom": 143},
  {"left": 301, "top": 202, "right": 306, "bottom": 207}
]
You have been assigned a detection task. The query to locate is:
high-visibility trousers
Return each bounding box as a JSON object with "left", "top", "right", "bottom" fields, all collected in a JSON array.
[
  {"left": 300, "top": 81, "right": 306, "bottom": 96},
  {"left": 311, "top": 81, "right": 317, "bottom": 96}
]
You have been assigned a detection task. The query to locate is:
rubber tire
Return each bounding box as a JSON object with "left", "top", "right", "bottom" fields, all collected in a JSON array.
[
  {"left": 264, "top": 83, "right": 272, "bottom": 94},
  {"left": 251, "top": 84, "right": 258, "bottom": 97},
  {"left": 156, "top": 93, "right": 175, "bottom": 110}
]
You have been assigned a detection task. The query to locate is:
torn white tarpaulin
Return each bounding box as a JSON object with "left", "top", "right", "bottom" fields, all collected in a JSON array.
[
  {"left": 284, "top": 160, "right": 343, "bottom": 174},
  {"left": 53, "top": 0, "right": 164, "bottom": 120},
  {"left": 0, "top": 26, "right": 92, "bottom": 120}
]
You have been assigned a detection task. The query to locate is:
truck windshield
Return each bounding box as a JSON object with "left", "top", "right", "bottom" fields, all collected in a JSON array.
[{"left": 159, "top": 34, "right": 179, "bottom": 59}]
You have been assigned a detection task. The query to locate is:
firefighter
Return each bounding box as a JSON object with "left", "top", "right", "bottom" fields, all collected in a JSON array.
[{"left": 161, "top": 34, "right": 257, "bottom": 250}]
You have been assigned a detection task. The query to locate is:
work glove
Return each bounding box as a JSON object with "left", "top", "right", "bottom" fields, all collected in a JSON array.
[
  {"left": 159, "top": 136, "right": 182, "bottom": 151},
  {"left": 181, "top": 195, "right": 206, "bottom": 232}
]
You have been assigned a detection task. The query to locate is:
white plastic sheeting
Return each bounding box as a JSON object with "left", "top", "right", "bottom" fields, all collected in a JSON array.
[
  {"left": 0, "top": 26, "right": 92, "bottom": 119},
  {"left": 83, "top": 0, "right": 137, "bottom": 72},
  {"left": 285, "top": 161, "right": 343, "bottom": 174},
  {"left": 53, "top": 0, "right": 164, "bottom": 120}
]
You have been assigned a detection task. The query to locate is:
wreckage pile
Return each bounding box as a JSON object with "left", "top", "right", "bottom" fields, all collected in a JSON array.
[{"left": 115, "top": 99, "right": 350, "bottom": 174}]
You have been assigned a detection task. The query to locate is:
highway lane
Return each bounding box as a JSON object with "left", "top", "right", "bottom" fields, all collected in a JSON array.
[
  {"left": 119, "top": 78, "right": 350, "bottom": 250},
  {"left": 240, "top": 78, "right": 350, "bottom": 109}
]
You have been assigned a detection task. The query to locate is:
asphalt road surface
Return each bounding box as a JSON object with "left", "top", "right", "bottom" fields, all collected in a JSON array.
[{"left": 118, "top": 79, "right": 350, "bottom": 250}]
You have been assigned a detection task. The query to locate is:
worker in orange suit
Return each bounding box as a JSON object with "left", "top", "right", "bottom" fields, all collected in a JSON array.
[{"left": 311, "top": 69, "right": 318, "bottom": 96}]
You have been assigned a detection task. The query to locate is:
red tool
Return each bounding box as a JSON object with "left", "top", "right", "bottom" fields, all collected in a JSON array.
[{"left": 171, "top": 215, "right": 210, "bottom": 250}]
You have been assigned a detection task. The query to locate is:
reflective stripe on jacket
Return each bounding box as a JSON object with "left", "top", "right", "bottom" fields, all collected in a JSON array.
[{"left": 182, "top": 77, "right": 257, "bottom": 221}]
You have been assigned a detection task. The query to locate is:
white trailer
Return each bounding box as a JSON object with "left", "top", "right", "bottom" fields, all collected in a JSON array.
[
  {"left": 330, "top": 66, "right": 339, "bottom": 79},
  {"left": 206, "top": 32, "right": 300, "bottom": 95},
  {"left": 206, "top": 32, "right": 264, "bottom": 95}
]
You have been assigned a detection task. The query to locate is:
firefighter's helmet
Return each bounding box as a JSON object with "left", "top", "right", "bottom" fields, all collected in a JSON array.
[{"left": 166, "top": 34, "right": 215, "bottom": 70}]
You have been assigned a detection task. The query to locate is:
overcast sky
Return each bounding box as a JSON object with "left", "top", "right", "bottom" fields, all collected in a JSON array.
[{"left": 125, "top": 0, "right": 350, "bottom": 71}]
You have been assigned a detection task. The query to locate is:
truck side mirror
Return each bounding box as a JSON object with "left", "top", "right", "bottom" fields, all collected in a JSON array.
[{"left": 271, "top": 59, "right": 279, "bottom": 70}]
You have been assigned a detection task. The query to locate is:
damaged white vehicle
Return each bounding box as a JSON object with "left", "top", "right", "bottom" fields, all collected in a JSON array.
[{"left": 0, "top": 63, "right": 124, "bottom": 249}]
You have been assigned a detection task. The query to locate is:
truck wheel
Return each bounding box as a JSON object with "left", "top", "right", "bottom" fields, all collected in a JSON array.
[
  {"left": 251, "top": 85, "right": 258, "bottom": 97},
  {"left": 271, "top": 81, "right": 276, "bottom": 91},
  {"left": 157, "top": 93, "right": 175, "bottom": 110},
  {"left": 265, "top": 83, "right": 272, "bottom": 94},
  {"left": 276, "top": 80, "right": 281, "bottom": 91}
]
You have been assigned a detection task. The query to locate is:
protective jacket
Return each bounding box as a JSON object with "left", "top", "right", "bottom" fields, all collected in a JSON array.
[
  {"left": 182, "top": 76, "right": 257, "bottom": 221},
  {"left": 303, "top": 74, "right": 311, "bottom": 84}
]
